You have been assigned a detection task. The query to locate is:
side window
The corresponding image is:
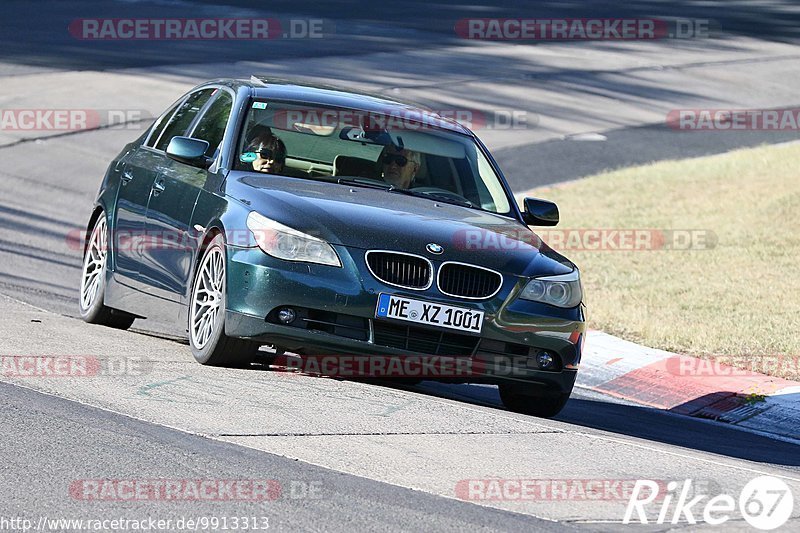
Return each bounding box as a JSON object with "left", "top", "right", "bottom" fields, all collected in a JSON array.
[
  {"left": 153, "top": 89, "right": 215, "bottom": 151},
  {"left": 145, "top": 101, "right": 181, "bottom": 149},
  {"left": 190, "top": 91, "right": 234, "bottom": 157}
]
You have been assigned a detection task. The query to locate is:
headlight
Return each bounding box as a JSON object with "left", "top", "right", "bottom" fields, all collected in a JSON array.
[
  {"left": 519, "top": 270, "right": 582, "bottom": 308},
  {"left": 246, "top": 211, "right": 341, "bottom": 267}
]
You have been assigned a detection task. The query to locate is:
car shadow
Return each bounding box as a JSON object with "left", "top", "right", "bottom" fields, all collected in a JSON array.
[
  {"left": 556, "top": 394, "right": 800, "bottom": 467},
  {"left": 254, "top": 362, "right": 800, "bottom": 467}
]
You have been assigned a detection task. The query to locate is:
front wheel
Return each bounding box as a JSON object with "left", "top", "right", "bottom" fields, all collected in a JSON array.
[
  {"left": 189, "top": 233, "right": 259, "bottom": 367},
  {"left": 78, "top": 214, "right": 135, "bottom": 330},
  {"left": 499, "top": 384, "right": 570, "bottom": 418}
]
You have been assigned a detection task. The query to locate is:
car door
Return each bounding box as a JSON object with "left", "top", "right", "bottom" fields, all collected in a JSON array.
[
  {"left": 112, "top": 99, "right": 183, "bottom": 282},
  {"left": 140, "top": 88, "right": 234, "bottom": 303}
]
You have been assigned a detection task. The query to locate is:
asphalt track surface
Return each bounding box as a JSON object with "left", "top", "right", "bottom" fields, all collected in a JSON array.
[
  {"left": 0, "top": 380, "right": 570, "bottom": 532},
  {"left": 2, "top": 1, "right": 800, "bottom": 530}
]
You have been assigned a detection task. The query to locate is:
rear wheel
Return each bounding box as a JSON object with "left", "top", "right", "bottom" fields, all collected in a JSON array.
[
  {"left": 189, "top": 233, "right": 259, "bottom": 367},
  {"left": 499, "top": 384, "right": 570, "bottom": 418},
  {"left": 78, "top": 214, "right": 135, "bottom": 330}
]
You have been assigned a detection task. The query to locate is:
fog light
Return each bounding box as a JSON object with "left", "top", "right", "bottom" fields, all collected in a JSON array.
[
  {"left": 277, "top": 308, "right": 296, "bottom": 324},
  {"left": 536, "top": 351, "right": 555, "bottom": 369}
]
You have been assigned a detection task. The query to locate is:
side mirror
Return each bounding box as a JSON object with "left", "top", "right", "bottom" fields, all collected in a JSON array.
[
  {"left": 165, "top": 136, "right": 212, "bottom": 169},
  {"left": 522, "top": 197, "right": 559, "bottom": 226}
]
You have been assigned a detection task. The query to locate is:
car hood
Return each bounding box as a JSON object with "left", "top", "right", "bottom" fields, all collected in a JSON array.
[{"left": 228, "top": 173, "right": 574, "bottom": 277}]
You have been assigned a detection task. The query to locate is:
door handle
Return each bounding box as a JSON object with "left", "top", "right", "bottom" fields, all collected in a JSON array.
[
  {"left": 152, "top": 179, "right": 166, "bottom": 196},
  {"left": 121, "top": 170, "right": 134, "bottom": 185}
]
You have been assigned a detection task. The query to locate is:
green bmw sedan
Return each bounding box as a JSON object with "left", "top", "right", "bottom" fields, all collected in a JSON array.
[{"left": 78, "top": 77, "right": 586, "bottom": 417}]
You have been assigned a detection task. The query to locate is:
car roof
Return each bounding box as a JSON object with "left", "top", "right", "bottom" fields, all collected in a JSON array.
[{"left": 228, "top": 76, "right": 472, "bottom": 135}]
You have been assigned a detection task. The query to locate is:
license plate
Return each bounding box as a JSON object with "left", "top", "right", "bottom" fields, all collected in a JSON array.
[{"left": 375, "top": 293, "right": 484, "bottom": 333}]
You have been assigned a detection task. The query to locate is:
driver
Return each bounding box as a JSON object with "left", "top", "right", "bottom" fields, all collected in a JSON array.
[
  {"left": 245, "top": 127, "right": 286, "bottom": 174},
  {"left": 379, "top": 144, "right": 420, "bottom": 189}
]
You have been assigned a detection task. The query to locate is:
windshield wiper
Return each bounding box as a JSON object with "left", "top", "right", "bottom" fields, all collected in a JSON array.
[
  {"left": 337, "top": 177, "right": 478, "bottom": 209},
  {"left": 337, "top": 176, "right": 397, "bottom": 190},
  {"left": 397, "top": 189, "right": 476, "bottom": 208},
  {"left": 247, "top": 171, "right": 334, "bottom": 185}
]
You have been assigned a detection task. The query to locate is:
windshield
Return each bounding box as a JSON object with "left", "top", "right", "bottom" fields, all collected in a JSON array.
[{"left": 235, "top": 100, "right": 512, "bottom": 214}]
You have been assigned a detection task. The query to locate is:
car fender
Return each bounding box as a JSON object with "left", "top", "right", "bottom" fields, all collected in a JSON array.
[{"left": 180, "top": 189, "right": 254, "bottom": 325}]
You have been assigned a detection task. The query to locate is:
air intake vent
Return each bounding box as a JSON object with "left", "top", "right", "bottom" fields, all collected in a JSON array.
[
  {"left": 372, "top": 322, "right": 480, "bottom": 356},
  {"left": 366, "top": 251, "right": 432, "bottom": 290},
  {"left": 437, "top": 262, "right": 502, "bottom": 299}
]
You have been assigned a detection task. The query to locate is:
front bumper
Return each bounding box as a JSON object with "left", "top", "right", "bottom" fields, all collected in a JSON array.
[{"left": 224, "top": 245, "right": 585, "bottom": 395}]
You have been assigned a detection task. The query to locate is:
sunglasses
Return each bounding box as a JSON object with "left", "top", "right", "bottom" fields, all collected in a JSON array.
[
  {"left": 254, "top": 148, "right": 279, "bottom": 160},
  {"left": 381, "top": 153, "right": 410, "bottom": 167}
]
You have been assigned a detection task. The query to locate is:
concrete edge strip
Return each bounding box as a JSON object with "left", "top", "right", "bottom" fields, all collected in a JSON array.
[{"left": 579, "top": 330, "right": 800, "bottom": 441}]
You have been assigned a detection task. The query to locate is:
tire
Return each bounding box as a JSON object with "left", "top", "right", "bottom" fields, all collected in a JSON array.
[
  {"left": 78, "top": 214, "right": 135, "bottom": 330},
  {"left": 499, "top": 384, "right": 570, "bottom": 418},
  {"left": 189, "top": 233, "right": 260, "bottom": 367}
]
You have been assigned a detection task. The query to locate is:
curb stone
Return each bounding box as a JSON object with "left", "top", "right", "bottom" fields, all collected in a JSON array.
[{"left": 578, "top": 330, "right": 800, "bottom": 442}]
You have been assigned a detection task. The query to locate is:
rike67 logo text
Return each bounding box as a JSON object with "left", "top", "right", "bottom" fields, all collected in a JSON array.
[{"left": 624, "top": 477, "right": 794, "bottom": 530}]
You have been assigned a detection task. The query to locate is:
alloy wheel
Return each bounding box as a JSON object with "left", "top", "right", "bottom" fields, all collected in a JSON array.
[
  {"left": 79, "top": 216, "right": 108, "bottom": 312},
  {"left": 190, "top": 244, "right": 225, "bottom": 350}
]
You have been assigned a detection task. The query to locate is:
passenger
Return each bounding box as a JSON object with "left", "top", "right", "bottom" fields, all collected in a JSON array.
[
  {"left": 379, "top": 144, "right": 420, "bottom": 189},
  {"left": 245, "top": 127, "right": 287, "bottom": 174}
]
